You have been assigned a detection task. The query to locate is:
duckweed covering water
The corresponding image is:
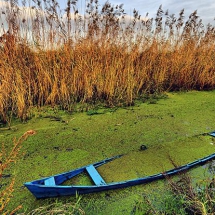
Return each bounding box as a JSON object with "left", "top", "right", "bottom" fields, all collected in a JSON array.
[{"left": 0, "top": 91, "right": 215, "bottom": 214}]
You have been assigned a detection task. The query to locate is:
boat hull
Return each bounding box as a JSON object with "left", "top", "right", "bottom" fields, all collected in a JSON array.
[
  {"left": 25, "top": 174, "right": 164, "bottom": 199},
  {"left": 24, "top": 153, "right": 215, "bottom": 199}
]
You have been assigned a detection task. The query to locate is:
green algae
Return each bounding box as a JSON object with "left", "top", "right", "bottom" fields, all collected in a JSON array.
[{"left": 0, "top": 90, "right": 215, "bottom": 214}]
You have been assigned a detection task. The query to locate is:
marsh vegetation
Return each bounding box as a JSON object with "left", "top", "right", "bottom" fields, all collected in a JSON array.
[
  {"left": 0, "top": 91, "right": 215, "bottom": 214},
  {"left": 1, "top": 0, "right": 215, "bottom": 214},
  {"left": 0, "top": 0, "right": 215, "bottom": 124}
]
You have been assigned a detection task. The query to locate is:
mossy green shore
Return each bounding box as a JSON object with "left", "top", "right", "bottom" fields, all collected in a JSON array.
[{"left": 1, "top": 91, "right": 215, "bottom": 214}]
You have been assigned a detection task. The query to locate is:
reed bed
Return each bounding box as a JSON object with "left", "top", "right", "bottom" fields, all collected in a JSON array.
[{"left": 0, "top": 0, "right": 215, "bottom": 122}]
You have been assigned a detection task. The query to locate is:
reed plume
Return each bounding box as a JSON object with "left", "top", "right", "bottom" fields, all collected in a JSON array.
[{"left": 0, "top": 1, "right": 215, "bottom": 123}]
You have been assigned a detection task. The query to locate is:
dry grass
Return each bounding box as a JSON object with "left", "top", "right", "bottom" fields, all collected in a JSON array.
[
  {"left": 21, "top": 200, "right": 85, "bottom": 215},
  {"left": 167, "top": 173, "right": 215, "bottom": 215},
  {"left": 0, "top": 1, "right": 215, "bottom": 122}
]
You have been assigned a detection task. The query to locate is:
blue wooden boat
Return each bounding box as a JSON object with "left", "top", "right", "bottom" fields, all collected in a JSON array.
[
  {"left": 24, "top": 152, "right": 215, "bottom": 199},
  {"left": 209, "top": 131, "right": 215, "bottom": 137}
]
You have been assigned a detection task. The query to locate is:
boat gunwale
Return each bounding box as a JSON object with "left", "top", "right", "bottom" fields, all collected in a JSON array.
[{"left": 25, "top": 153, "right": 215, "bottom": 188}]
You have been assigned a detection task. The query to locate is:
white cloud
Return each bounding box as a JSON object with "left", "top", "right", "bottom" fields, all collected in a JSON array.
[{"left": 0, "top": 1, "right": 9, "bottom": 7}]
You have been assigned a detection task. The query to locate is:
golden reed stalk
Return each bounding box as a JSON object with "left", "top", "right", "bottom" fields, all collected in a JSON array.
[{"left": 0, "top": 1, "right": 214, "bottom": 122}]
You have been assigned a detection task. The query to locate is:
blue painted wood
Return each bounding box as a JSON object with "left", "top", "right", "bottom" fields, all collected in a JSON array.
[
  {"left": 86, "top": 165, "right": 106, "bottom": 185},
  {"left": 24, "top": 152, "right": 215, "bottom": 199},
  {"left": 209, "top": 131, "right": 215, "bottom": 137},
  {"left": 44, "top": 177, "right": 55, "bottom": 186}
]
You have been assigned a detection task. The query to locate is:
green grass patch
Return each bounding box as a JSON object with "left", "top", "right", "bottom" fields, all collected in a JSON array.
[{"left": 1, "top": 91, "right": 215, "bottom": 214}]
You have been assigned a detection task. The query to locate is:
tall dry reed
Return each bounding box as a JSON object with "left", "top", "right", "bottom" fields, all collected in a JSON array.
[{"left": 0, "top": 0, "right": 215, "bottom": 122}]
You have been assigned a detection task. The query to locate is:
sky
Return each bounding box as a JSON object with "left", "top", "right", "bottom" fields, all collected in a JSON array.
[
  {"left": 1, "top": 0, "right": 215, "bottom": 26},
  {"left": 59, "top": 0, "right": 215, "bottom": 25}
]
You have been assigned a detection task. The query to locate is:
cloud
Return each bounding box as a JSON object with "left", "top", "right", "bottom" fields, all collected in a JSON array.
[
  {"left": 0, "top": 1, "right": 8, "bottom": 7},
  {"left": 0, "top": 1, "right": 63, "bottom": 35}
]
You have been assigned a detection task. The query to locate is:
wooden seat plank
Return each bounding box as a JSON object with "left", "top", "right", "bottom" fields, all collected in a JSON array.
[{"left": 86, "top": 165, "right": 106, "bottom": 185}]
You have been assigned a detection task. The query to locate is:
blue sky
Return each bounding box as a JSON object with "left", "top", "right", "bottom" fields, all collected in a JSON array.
[{"left": 58, "top": 0, "right": 215, "bottom": 24}]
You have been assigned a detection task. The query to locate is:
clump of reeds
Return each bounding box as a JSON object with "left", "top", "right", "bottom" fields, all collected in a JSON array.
[
  {"left": 134, "top": 172, "right": 215, "bottom": 214},
  {"left": 0, "top": 0, "right": 215, "bottom": 123},
  {"left": 167, "top": 173, "right": 215, "bottom": 214}
]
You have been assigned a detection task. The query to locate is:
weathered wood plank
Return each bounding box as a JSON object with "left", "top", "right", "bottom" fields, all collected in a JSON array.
[{"left": 86, "top": 165, "right": 106, "bottom": 185}]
